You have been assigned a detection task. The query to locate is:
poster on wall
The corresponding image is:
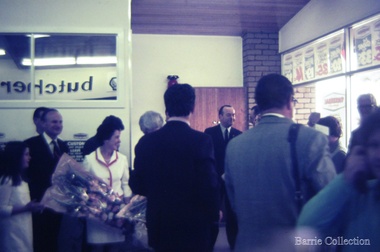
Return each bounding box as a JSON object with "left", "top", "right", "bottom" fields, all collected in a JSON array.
[
  {"left": 315, "top": 42, "right": 329, "bottom": 79},
  {"left": 329, "top": 34, "right": 345, "bottom": 74},
  {"left": 282, "top": 31, "right": 345, "bottom": 84},
  {"left": 304, "top": 47, "right": 315, "bottom": 80},
  {"left": 293, "top": 50, "right": 304, "bottom": 84},
  {"left": 355, "top": 25, "right": 373, "bottom": 68},
  {"left": 283, "top": 54, "right": 293, "bottom": 82},
  {"left": 351, "top": 15, "right": 380, "bottom": 70}
]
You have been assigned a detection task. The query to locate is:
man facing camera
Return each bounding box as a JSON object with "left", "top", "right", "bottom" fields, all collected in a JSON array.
[
  {"left": 130, "top": 84, "right": 220, "bottom": 252},
  {"left": 204, "top": 105, "right": 242, "bottom": 249},
  {"left": 25, "top": 108, "right": 69, "bottom": 252}
]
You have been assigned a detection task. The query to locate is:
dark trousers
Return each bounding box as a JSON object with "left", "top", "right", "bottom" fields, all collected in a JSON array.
[
  {"left": 220, "top": 182, "right": 238, "bottom": 250},
  {"left": 225, "top": 191, "right": 238, "bottom": 250},
  {"left": 33, "top": 209, "right": 62, "bottom": 252}
]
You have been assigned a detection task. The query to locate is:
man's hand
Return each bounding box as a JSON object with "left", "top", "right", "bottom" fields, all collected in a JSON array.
[{"left": 344, "top": 146, "right": 370, "bottom": 192}]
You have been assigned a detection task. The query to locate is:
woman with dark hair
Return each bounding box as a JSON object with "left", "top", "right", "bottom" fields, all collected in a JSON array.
[
  {"left": 298, "top": 110, "right": 380, "bottom": 251},
  {"left": 0, "top": 141, "right": 43, "bottom": 252},
  {"left": 317, "top": 116, "right": 346, "bottom": 173},
  {"left": 82, "top": 116, "right": 132, "bottom": 252}
]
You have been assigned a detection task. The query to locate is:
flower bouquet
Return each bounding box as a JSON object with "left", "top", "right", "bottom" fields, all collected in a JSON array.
[{"left": 41, "top": 153, "right": 146, "bottom": 233}]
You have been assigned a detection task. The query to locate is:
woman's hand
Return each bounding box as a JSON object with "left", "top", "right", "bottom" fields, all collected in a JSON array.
[
  {"left": 25, "top": 200, "right": 45, "bottom": 213},
  {"left": 11, "top": 200, "right": 44, "bottom": 215}
]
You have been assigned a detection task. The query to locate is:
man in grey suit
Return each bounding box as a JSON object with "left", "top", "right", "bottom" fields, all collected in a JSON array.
[{"left": 224, "top": 73, "right": 336, "bottom": 251}]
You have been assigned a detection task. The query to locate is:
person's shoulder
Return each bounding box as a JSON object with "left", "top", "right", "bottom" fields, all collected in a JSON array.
[
  {"left": 24, "top": 134, "right": 42, "bottom": 144},
  {"left": 231, "top": 127, "right": 242, "bottom": 134},
  {"left": 204, "top": 125, "right": 219, "bottom": 133}
]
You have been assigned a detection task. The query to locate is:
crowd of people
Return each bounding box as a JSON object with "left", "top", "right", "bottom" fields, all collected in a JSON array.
[{"left": 1, "top": 73, "right": 380, "bottom": 252}]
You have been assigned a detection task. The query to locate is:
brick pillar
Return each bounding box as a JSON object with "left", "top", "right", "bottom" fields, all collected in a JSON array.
[
  {"left": 293, "top": 84, "right": 316, "bottom": 125},
  {"left": 242, "top": 32, "right": 281, "bottom": 128}
]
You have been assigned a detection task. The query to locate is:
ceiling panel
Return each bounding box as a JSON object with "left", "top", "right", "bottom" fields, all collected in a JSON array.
[{"left": 131, "top": 0, "right": 311, "bottom": 36}]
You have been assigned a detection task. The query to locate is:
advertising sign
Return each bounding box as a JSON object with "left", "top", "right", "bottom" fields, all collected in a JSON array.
[{"left": 282, "top": 32, "right": 345, "bottom": 84}]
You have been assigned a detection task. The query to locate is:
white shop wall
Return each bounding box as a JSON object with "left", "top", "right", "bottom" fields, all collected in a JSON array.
[{"left": 131, "top": 34, "right": 243, "bottom": 163}]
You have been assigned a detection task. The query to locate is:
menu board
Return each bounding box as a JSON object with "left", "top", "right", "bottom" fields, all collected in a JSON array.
[{"left": 282, "top": 32, "right": 345, "bottom": 84}]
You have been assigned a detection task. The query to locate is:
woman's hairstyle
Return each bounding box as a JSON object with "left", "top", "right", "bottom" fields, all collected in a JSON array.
[
  {"left": 0, "top": 141, "right": 28, "bottom": 186},
  {"left": 139, "top": 111, "right": 164, "bottom": 134},
  {"left": 95, "top": 115, "right": 124, "bottom": 144},
  {"left": 358, "top": 109, "right": 380, "bottom": 144},
  {"left": 317, "top": 116, "right": 342, "bottom": 138},
  {"left": 164, "top": 84, "right": 195, "bottom": 117}
]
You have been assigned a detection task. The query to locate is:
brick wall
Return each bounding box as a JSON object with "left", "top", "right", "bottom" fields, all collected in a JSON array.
[
  {"left": 294, "top": 84, "right": 316, "bottom": 125},
  {"left": 242, "top": 32, "right": 281, "bottom": 128},
  {"left": 242, "top": 32, "right": 315, "bottom": 127}
]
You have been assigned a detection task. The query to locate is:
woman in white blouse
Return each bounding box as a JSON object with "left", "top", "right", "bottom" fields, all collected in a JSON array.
[
  {"left": 0, "top": 141, "right": 43, "bottom": 252},
  {"left": 82, "top": 116, "right": 132, "bottom": 252}
]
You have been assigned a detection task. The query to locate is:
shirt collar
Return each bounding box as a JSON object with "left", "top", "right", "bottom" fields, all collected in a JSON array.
[
  {"left": 261, "top": 113, "right": 285, "bottom": 118},
  {"left": 43, "top": 132, "right": 55, "bottom": 143},
  {"left": 219, "top": 124, "right": 230, "bottom": 132}
]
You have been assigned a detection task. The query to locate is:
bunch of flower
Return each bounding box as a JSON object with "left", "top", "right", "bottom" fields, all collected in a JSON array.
[{"left": 41, "top": 153, "right": 146, "bottom": 232}]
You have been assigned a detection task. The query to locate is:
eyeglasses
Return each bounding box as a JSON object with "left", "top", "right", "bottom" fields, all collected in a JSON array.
[
  {"left": 358, "top": 104, "right": 376, "bottom": 110},
  {"left": 292, "top": 97, "right": 298, "bottom": 106}
]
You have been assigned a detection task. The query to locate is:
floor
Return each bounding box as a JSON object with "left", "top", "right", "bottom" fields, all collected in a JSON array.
[{"left": 213, "top": 226, "right": 231, "bottom": 252}]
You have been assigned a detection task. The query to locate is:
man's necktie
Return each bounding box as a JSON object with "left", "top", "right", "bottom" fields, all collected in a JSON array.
[
  {"left": 52, "top": 140, "right": 61, "bottom": 159},
  {"left": 225, "top": 128, "right": 229, "bottom": 143}
]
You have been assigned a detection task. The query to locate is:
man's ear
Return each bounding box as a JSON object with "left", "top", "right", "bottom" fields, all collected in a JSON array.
[{"left": 286, "top": 96, "right": 292, "bottom": 110}]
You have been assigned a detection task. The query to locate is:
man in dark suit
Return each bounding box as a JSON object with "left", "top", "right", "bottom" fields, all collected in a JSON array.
[
  {"left": 204, "top": 105, "right": 242, "bottom": 250},
  {"left": 130, "top": 84, "right": 220, "bottom": 252},
  {"left": 25, "top": 108, "right": 69, "bottom": 252}
]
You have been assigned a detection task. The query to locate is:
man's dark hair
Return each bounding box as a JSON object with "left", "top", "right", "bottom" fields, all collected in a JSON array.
[
  {"left": 251, "top": 105, "right": 260, "bottom": 115},
  {"left": 33, "top": 107, "right": 49, "bottom": 120},
  {"left": 358, "top": 109, "right": 380, "bottom": 144},
  {"left": 254, "top": 74, "right": 294, "bottom": 111},
  {"left": 96, "top": 116, "right": 124, "bottom": 144},
  {"left": 218, "top": 105, "right": 232, "bottom": 116},
  {"left": 164, "top": 84, "right": 195, "bottom": 117},
  {"left": 317, "top": 116, "right": 342, "bottom": 138},
  {"left": 40, "top": 108, "right": 59, "bottom": 122}
]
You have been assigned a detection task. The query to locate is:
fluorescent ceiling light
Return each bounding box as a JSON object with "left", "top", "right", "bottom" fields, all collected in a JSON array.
[
  {"left": 21, "top": 56, "right": 116, "bottom": 66},
  {"left": 77, "top": 56, "right": 117, "bottom": 65},
  {"left": 26, "top": 34, "right": 51, "bottom": 39},
  {"left": 0, "top": 49, "right": 5, "bottom": 56},
  {"left": 22, "top": 57, "right": 76, "bottom": 66}
]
